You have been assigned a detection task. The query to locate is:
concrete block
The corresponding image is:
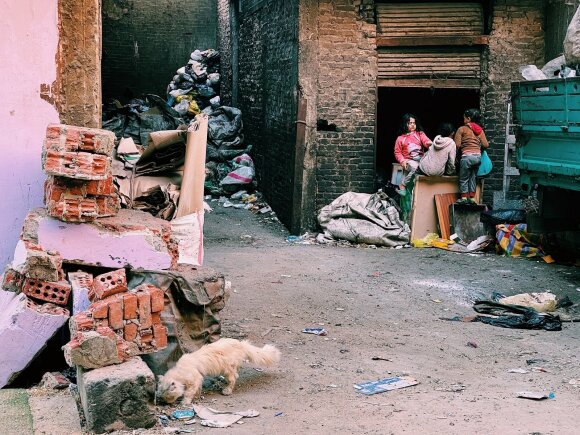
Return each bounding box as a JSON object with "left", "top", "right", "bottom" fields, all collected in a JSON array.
[
  {"left": 43, "top": 149, "right": 112, "bottom": 181},
  {"left": 0, "top": 291, "right": 69, "bottom": 388},
  {"left": 45, "top": 124, "right": 115, "bottom": 156},
  {"left": 22, "top": 208, "right": 178, "bottom": 270},
  {"left": 77, "top": 357, "right": 156, "bottom": 433},
  {"left": 68, "top": 271, "right": 93, "bottom": 314},
  {"left": 1, "top": 264, "right": 23, "bottom": 292},
  {"left": 63, "top": 329, "right": 124, "bottom": 369},
  {"left": 11, "top": 239, "right": 63, "bottom": 282}
]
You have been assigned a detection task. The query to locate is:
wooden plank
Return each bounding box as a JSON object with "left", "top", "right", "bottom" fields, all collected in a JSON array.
[
  {"left": 435, "top": 193, "right": 460, "bottom": 239},
  {"left": 377, "top": 36, "right": 489, "bottom": 47},
  {"left": 410, "top": 176, "right": 482, "bottom": 241}
]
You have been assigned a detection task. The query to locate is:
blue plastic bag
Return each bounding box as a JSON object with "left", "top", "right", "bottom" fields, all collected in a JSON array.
[{"left": 477, "top": 150, "right": 492, "bottom": 176}]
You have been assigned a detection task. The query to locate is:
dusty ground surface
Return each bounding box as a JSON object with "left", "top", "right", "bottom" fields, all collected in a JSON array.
[{"left": 28, "top": 203, "right": 580, "bottom": 434}]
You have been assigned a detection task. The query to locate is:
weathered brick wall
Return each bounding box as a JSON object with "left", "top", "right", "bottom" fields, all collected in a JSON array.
[
  {"left": 315, "top": 0, "right": 377, "bottom": 212},
  {"left": 217, "top": 0, "right": 232, "bottom": 105},
  {"left": 236, "top": 1, "right": 299, "bottom": 228},
  {"left": 482, "top": 0, "right": 545, "bottom": 203},
  {"left": 101, "top": 0, "right": 217, "bottom": 102}
]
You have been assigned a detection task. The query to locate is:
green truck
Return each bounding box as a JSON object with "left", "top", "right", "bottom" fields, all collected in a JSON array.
[{"left": 511, "top": 77, "right": 580, "bottom": 252}]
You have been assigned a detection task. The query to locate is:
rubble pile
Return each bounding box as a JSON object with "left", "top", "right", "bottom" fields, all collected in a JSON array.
[
  {"left": 64, "top": 269, "right": 168, "bottom": 369},
  {"left": 43, "top": 124, "right": 120, "bottom": 222},
  {"left": 167, "top": 49, "right": 221, "bottom": 117},
  {"left": 0, "top": 122, "right": 230, "bottom": 432}
]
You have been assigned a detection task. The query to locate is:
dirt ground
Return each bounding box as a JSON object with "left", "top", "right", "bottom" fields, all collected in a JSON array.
[{"left": 31, "top": 202, "right": 580, "bottom": 434}]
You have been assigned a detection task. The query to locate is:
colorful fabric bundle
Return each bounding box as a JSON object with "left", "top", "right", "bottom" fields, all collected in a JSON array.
[{"left": 496, "top": 223, "right": 544, "bottom": 257}]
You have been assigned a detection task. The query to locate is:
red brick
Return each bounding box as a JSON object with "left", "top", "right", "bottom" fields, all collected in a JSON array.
[
  {"left": 136, "top": 291, "right": 152, "bottom": 328},
  {"left": 153, "top": 323, "right": 168, "bottom": 348},
  {"left": 151, "top": 312, "right": 161, "bottom": 324},
  {"left": 95, "top": 318, "right": 109, "bottom": 328},
  {"left": 108, "top": 296, "right": 124, "bottom": 330},
  {"left": 92, "top": 269, "right": 127, "bottom": 301},
  {"left": 46, "top": 194, "right": 120, "bottom": 223},
  {"left": 45, "top": 176, "right": 116, "bottom": 202},
  {"left": 70, "top": 312, "right": 94, "bottom": 333},
  {"left": 91, "top": 300, "right": 108, "bottom": 318},
  {"left": 124, "top": 323, "right": 138, "bottom": 342},
  {"left": 22, "top": 278, "right": 71, "bottom": 306},
  {"left": 44, "top": 124, "right": 115, "bottom": 156},
  {"left": 123, "top": 293, "right": 138, "bottom": 319},
  {"left": 138, "top": 327, "right": 153, "bottom": 344},
  {"left": 43, "top": 150, "right": 111, "bottom": 180},
  {"left": 149, "top": 286, "right": 165, "bottom": 313}
]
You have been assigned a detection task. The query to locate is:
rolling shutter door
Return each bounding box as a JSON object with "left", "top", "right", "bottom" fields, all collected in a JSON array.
[{"left": 377, "top": 2, "right": 484, "bottom": 87}]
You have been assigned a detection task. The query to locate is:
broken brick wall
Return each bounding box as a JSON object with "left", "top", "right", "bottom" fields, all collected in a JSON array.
[
  {"left": 230, "top": 0, "right": 300, "bottom": 229},
  {"left": 102, "top": 0, "right": 217, "bottom": 102},
  {"left": 481, "top": 0, "right": 546, "bottom": 203}
]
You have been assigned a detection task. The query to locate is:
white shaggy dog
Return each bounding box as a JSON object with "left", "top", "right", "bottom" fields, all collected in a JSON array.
[{"left": 156, "top": 338, "right": 281, "bottom": 404}]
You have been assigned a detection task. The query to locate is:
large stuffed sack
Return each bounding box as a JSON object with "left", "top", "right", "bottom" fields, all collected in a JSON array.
[{"left": 564, "top": 6, "right": 580, "bottom": 65}]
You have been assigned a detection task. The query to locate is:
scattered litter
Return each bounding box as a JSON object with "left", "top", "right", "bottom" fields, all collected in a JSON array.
[
  {"left": 280, "top": 274, "right": 292, "bottom": 278},
  {"left": 230, "top": 190, "right": 247, "bottom": 200},
  {"left": 184, "top": 419, "right": 197, "bottom": 425},
  {"left": 193, "top": 405, "right": 259, "bottom": 428},
  {"left": 327, "top": 384, "right": 338, "bottom": 388},
  {"left": 432, "top": 299, "right": 442, "bottom": 303},
  {"left": 261, "top": 328, "right": 273, "bottom": 338},
  {"left": 259, "top": 206, "right": 272, "bottom": 214},
  {"left": 569, "top": 379, "right": 580, "bottom": 386},
  {"left": 172, "top": 410, "right": 196, "bottom": 420},
  {"left": 354, "top": 376, "right": 418, "bottom": 395},
  {"left": 371, "top": 357, "right": 392, "bottom": 362},
  {"left": 446, "top": 384, "right": 466, "bottom": 392},
  {"left": 274, "top": 412, "right": 284, "bottom": 417},
  {"left": 336, "top": 307, "right": 345, "bottom": 311},
  {"left": 517, "top": 391, "right": 552, "bottom": 400},
  {"left": 531, "top": 367, "right": 548, "bottom": 373},
  {"left": 254, "top": 368, "right": 264, "bottom": 372},
  {"left": 508, "top": 368, "right": 529, "bottom": 374},
  {"left": 527, "top": 358, "right": 548, "bottom": 365},
  {"left": 302, "top": 328, "right": 328, "bottom": 336},
  {"left": 499, "top": 292, "right": 557, "bottom": 313},
  {"left": 466, "top": 341, "right": 478, "bottom": 348},
  {"left": 472, "top": 301, "right": 562, "bottom": 331},
  {"left": 159, "top": 415, "right": 170, "bottom": 426}
]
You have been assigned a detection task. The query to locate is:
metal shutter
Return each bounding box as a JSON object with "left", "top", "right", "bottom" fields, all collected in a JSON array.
[{"left": 377, "top": 2, "right": 484, "bottom": 37}]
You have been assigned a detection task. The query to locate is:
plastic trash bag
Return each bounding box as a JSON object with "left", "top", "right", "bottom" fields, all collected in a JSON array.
[{"left": 472, "top": 300, "right": 562, "bottom": 331}]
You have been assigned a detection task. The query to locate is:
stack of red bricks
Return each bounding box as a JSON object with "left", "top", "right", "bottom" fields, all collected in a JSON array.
[
  {"left": 64, "top": 268, "right": 168, "bottom": 369},
  {"left": 2, "top": 240, "right": 72, "bottom": 308},
  {"left": 42, "top": 124, "right": 120, "bottom": 222}
]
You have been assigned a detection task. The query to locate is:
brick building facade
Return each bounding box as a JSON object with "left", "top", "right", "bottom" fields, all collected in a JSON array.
[
  {"left": 102, "top": 0, "right": 217, "bottom": 101},
  {"left": 218, "top": 0, "right": 551, "bottom": 234}
]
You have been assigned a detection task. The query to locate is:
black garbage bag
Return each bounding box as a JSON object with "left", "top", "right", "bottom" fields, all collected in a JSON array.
[
  {"left": 102, "top": 94, "right": 185, "bottom": 145},
  {"left": 472, "top": 300, "right": 562, "bottom": 331},
  {"left": 206, "top": 106, "right": 244, "bottom": 149}
]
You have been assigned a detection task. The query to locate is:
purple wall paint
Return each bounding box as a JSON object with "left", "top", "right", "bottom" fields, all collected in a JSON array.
[{"left": 0, "top": 1, "right": 60, "bottom": 266}]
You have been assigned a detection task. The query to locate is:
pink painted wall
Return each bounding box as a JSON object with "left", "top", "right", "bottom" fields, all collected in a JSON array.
[{"left": 0, "top": 0, "right": 60, "bottom": 266}]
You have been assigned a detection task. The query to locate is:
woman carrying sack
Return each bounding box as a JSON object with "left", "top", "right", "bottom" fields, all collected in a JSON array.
[{"left": 454, "top": 108, "right": 490, "bottom": 204}]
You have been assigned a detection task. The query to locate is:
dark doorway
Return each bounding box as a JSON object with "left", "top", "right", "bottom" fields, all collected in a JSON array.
[{"left": 376, "top": 87, "right": 480, "bottom": 187}]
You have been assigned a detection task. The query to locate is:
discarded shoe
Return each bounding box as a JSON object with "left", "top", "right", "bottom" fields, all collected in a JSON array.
[
  {"left": 468, "top": 198, "right": 478, "bottom": 205},
  {"left": 455, "top": 197, "right": 469, "bottom": 204}
]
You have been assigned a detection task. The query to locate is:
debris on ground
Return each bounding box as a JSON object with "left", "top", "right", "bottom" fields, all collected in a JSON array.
[
  {"left": 192, "top": 405, "right": 259, "bottom": 428},
  {"left": 517, "top": 391, "right": 554, "bottom": 400},
  {"left": 472, "top": 300, "right": 562, "bottom": 331},
  {"left": 302, "top": 328, "right": 328, "bottom": 336},
  {"left": 354, "top": 376, "right": 419, "bottom": 395}
]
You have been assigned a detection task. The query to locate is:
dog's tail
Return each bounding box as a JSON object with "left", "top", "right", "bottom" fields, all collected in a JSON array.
[{"left": 241, "top": 340, "right": 281, "bottom": 366}]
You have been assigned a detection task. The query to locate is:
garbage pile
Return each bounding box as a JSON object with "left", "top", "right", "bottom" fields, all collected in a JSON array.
[
  {"left": 167, "top": 49, "right": 221, "bottom": 118},
  {"left": 521, "top": 5, "right": 580, "bottom": 80}
]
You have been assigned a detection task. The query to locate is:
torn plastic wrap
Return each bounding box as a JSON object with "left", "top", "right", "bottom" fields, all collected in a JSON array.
[
  {"left": 472, "top": 300, "right": 562, "bottom": 331},
  {"left": 318, "top": 191, "right": 410, "bottom": 247}
]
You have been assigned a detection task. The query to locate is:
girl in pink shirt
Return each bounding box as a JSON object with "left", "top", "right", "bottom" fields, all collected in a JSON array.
[{"left": 393, "top": 114, "right": 432, "bottom": 193}]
